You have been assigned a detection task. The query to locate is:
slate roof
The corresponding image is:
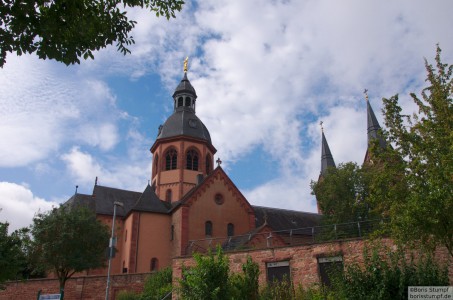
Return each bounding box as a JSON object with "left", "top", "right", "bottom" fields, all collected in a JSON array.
[
  {"left": 132, "top": 184, "right": 172, "bottom": 214},
  {"left": 366, "top": 100, "right": 387, "bottom": 149},
  {"left": 64, "top": 184, "right": 172, "bottom": 217},
  {"left": 156, "top": 107, "right": 212, "bottom": 144},
  {"left": 321, "top": 131, "right": 336, "bottom": 176},
  {"left": 172, "top": 72, "right": 197, "bottom": 98},
  {"left": 253, "top": 206, "right": 322, "bottom": 231}
]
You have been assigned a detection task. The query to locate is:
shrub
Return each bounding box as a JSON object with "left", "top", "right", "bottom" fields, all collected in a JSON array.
[{"left": 141, "top": 267, "right": 172, "bottom": 300}]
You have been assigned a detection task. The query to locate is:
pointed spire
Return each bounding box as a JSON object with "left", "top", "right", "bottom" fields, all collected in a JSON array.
[
  {"left": 320, "top": 121, "right": 336, "bottom": 176},
  {"left": 364, "top": 89, "right": 386, "bottom": 148}
]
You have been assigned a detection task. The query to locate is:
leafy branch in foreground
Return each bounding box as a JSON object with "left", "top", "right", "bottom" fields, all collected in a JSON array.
[{"left": 0, "top": 0, "right": 185, "bottom": 67}]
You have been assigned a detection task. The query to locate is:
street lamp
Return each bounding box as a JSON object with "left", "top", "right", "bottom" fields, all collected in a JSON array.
[{"left": 105, "top": 201, "right": 124, "bottom": 300}]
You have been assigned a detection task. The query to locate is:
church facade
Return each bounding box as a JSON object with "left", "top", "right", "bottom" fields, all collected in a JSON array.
[{"left": 66, "top": 68, "right": 321, "bottom": 276}]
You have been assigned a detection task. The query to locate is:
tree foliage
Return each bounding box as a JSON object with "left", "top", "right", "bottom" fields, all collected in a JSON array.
[
  {"left": 311, "top": 162, "right": 373, "bottom": 225},
  {"left": 0, "top": 222, "right": 26, "bottom": 286},
  {"left": 376, "top": 46, "right": 453, "bottom": 257},
  {"left": 0, "top": 0, "right": 184, "bottom": 67},
  {"left": 178, "top": 247, "right": 260, "bottom": 300},
  {"left": 31, "top": 205, "right": 110, "bottom": 291},
  {"left": 141, "top": 267, "right": 172, "bottom": 300}
]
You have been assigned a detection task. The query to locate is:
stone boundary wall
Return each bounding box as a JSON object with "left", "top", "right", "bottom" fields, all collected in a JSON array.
[
  {"left": 0, "top": 273, "right": 149, "bottom": 300},
  {"left": 173, "top": 238, "right": 453, "bottom": 289},
  {"left": 2, "top": 238, "right": 451, "bottom": 300}
]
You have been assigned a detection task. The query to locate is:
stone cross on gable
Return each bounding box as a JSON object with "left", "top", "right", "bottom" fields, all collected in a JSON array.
[{"left": 216, "top": 157, "right": 222, "bottom": 167}]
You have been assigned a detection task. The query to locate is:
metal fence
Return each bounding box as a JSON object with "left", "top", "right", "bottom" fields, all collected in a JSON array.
[{"left": 185, "top": 219, "right": 387, "bottom": 255}]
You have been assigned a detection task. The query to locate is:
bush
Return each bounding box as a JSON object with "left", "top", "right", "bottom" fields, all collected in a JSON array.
[
  {"left": 141, "top": 267, "right": 172, "bottom": 300},
  {"left": 117, "top": 290, "right": 140, "bottom": 300},
  {"left": 330, "top": 245, "right": 449, "bottom": 300}
]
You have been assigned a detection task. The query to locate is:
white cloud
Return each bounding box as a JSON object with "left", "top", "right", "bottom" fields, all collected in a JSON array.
[
  {"left": 61, "top": 147, "right": 150, "bottom": 192},
  {"left": 0, "top": 182, "right": 58, "bottom": 233}
]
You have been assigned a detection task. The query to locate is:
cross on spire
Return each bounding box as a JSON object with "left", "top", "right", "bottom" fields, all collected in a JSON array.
[
  {"left": 364, "top": 88, "right": 369, "bottom": 102},
  {"left": 319, "top": 120, "right": 324, "bottom": 132},
  {"left": 216, "top": 157, "right": 222, "bottom": 167}
]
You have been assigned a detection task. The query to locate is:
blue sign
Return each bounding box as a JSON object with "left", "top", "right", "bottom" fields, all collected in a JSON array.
[{"left": 39, "top": 294, "right": 61, "bottom": 300}]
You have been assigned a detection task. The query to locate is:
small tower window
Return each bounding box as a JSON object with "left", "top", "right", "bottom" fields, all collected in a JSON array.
[
  {"left": 178, "top": 97, "right": 183, "bottom": 107},
  {"left": 154, "top": 154, "right": 159, "bottom": 172},
  {"left": 171, "top": 225, "right": 174, "bottom": 241},
  {"left": 186, "top": 150, "right": 199, "bottom": 170},
  {"left": 206, "top": 155, "right": 212, "bottom": 174},
  {"left": 150, "top": 258, "right": 159, "bottom": 271},
  {"left": 205, "top": 221, "right": 213, "bottom": 237},
  {"left": 165, "top": 149, "right": 177, "bottom": 170},
  {"left": 227, "top": 223, "right": 234, "bottom": 237},
  {"left": 185, "top": 97, "right": 191, "bottom": 107},
  {"left": 166, "top": 189, "right": 172, "bottom": 202}
]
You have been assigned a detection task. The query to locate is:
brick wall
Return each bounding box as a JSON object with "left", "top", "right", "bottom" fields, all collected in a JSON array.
[
  {"left": 173, "top": 238, "right": 453, "bottom": 289},
  {"left": 0, "top": 273, "right": 149, "bottom": 300}
]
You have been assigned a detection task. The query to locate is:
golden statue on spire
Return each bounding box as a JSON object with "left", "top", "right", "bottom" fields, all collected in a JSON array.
[
  {"left": 184, "top": 57, "right": 189, "bottom": 73},
  {"left": 364, "top": 89, "right": 369, "bottom": 102},
  {"left": 320, "top": 120, "right": 324, "bottom": 132}
]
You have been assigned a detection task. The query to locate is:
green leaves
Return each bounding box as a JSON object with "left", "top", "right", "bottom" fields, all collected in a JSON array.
[
  {"left": 0, "top": 0, "right": 185, "bottom": 67},
  {"left": 378, "top": 45, "right": 453, "bottom": 257},
  {"left": 31, "top": 205, "right": 110, "bottom": 289}
]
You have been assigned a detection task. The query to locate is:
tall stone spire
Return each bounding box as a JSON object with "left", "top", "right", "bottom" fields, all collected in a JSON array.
[
  {"left": 320, "top": 121, "right": 336, "bottom": 176},
  {"left": 365, "top": 89, "right": 386, "bottom": 149}
]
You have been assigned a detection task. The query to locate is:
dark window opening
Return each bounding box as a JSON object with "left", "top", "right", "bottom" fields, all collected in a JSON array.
[
  {"left": 166, "top": 189, "right": 172, "bottom": 202},
  {"left": 205, "top": 221, "right": 213, "bottom": 237},
  {"left": 122, "top": 261, "right": 127, "bottom": 274},
  {"left": 267, "top": 261, "right": 290, "bottom": 283},
  {"left": 151, "top": 258, "right": 159, "bottom": 271},
  {"left": 206, "top": 155, "right": 211, "bottom": 174},
  {"left": 185, "top": 97, "right": 191, "bottom": 107},
  {"left": 178, "top": 97, "right": 183, "bottom": 107},
  {"left": 165, "top": 149, "right": 177, "bottom": 170},
  {"left": 318, "top": 256, "right": 343, "bottom": 287},
  {"left": 171, "top": 225, "right": 174, "bottom": 241},
  {"left": 154, "top": 154, "right": 159, "bottom": 172},
  {"left": 125, "top": 230, "right": 127, "bottom": 242},
  {"left": 227, "top": 223, "right": 234, "bottom": 237},
  {"left": 186, "top": 150, "right": 199, "bottom": 170}
]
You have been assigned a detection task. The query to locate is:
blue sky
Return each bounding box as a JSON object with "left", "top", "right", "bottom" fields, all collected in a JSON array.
[{"left": 1, "top": 0, "right": 452, "bottom": 232}]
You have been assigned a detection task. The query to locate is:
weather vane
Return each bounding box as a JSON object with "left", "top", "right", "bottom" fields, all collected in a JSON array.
[
  {"left": 319, "top": 120, "right": 324, "bottom": 132},
  {"left": 184, "top": 57, "right": 189, "bottom": 73},
  {"left": 363, "top": 89, "right": 369, "bottom": 102}
]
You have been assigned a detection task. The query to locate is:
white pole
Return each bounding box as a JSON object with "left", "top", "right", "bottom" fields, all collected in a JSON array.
[{"left": 105, "top": 201, "right": 123, "bottom": 300}]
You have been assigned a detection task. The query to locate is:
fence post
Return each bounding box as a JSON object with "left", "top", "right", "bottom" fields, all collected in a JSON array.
[
  {"left": 334, "top": 224, "right": 337, "bottom": 239},
  {"left": 357, "top": 221, "right": 361, "bottom": 237},
  {"left": 312, "top": 227, "right": 315, "bottom": 243},
  {"left": 290, "top": 229, "right": 293, "bottom": 245}
]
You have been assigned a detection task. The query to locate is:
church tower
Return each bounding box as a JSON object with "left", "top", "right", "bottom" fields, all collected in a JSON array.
[
  {"left": 150, "top": 59, "right": 217, "bottom": 202},
  {"left": 364, "top": 90, "right": 386, "bottom": 163},
  {"left": 316, "top": 122, "right": 336, "bottom": 214}
]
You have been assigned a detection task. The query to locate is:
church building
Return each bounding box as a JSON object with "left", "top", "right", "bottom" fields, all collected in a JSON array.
[{"left": 66, "top": 63, "right": 322, "bottom": 275}]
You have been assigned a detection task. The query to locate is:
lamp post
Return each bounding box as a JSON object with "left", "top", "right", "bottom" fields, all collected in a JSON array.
[{"left": 105, "top": 201, "right": 123, "bottom": 300}]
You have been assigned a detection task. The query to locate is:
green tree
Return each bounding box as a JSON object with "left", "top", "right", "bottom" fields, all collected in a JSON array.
[
  {"left": 179, "top": 247, "right": 230, "bottom": 300},
  {"left": 311, "top": 162, "right": 372, "bottom": 225},
  {"left": 376, "top": 46, "right": 453, "bottom": 257},
  {"left": 0, "top": 0, "right": 184, "bottom": 67},
  {"left": 0, "top": 222, "right": 26, "bottom": 287},
  {"left": 141, "top": 267, "right": 172, "bottom": 300},
  {"left": 31, "top": 205, "right": 110, "bottom": 294}
]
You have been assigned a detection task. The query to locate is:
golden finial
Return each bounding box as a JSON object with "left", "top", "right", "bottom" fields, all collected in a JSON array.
[
  {"left": 320, "top": 120, "right": 324, "bottom": 132},
  {"left": 363, "top": 89, "right": 369, "bottom": 102},
  {"left": 184, "top": 57, "right": 189, "bottom": 73}
]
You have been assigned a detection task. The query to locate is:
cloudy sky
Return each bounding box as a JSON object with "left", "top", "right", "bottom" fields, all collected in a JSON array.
[{"left": 1, "top": 0, "right": 452, "bottom": 232}]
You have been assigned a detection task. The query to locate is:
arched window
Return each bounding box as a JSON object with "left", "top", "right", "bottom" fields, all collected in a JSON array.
[
  {"left": 227, "top": 223, "right": 234, "bottom": 237},
  {"left": 206, "top": 155, "right": 212, "bottom": 174},
  {"left": 186, "top": 149, "right": 199, "bottom": 170},
  {"left": 150, "top": 258, "right": 159, "bottom": 271},
  {"left": 165, "top": 149, "right": 177, "bottom": 170},
  {"left": 154, "top": 154, "right": 159, "bottom": 172},
  {"left": 178, "top": 97, "right": 183, "bottom": 107},
  {"left": 185, "top": 97, "right": 191, "bottom": 107},
  {"left": 166, "top": 189, "right": 172, "bottom": 202},
  {"left": 205, "top": 221, "right": 213, "bottom": 237}
]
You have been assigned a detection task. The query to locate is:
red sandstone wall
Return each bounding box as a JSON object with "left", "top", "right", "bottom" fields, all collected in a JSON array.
[
  {"left": 0, "top": 273, "right": 149, "bottom": 300},
  {"left": 173, "top": 238, "right": 453, "bottom": 290}
]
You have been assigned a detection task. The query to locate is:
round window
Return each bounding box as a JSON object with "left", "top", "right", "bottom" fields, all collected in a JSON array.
[{"left": 214, "top": 193, "right": 224, "bottom": 205}]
